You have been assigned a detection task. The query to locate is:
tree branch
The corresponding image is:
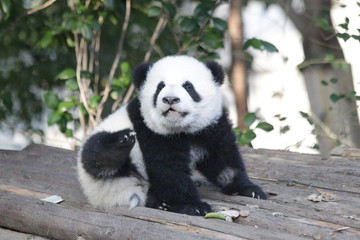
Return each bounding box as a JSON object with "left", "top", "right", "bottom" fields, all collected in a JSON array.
[
  {"left": 95, "top": 0, "right": 131, "bottom": 124},
  {"left": 27, "top": 0, "right": 57, "bottom": 15},
  {"left": 122, "top": 14, "right": 168, "bottom": 105}
]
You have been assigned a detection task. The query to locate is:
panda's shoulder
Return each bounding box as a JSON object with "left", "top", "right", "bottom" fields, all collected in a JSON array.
[{"left": 95, "top": 103, "right": 133, "bottom": 133}]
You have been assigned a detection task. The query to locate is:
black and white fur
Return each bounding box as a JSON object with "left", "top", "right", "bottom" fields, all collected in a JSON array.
[{"left": 78, "top": 55, "right": 266, "bottom": 216}]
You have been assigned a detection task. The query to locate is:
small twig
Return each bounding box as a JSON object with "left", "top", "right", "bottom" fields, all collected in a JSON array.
[
  {"left": 308, "top": 112, "right": 355, "bottom": 148},
  {"left": 74, "top": 34, "right": 96, "bottom": 128},
  {"left": 27, "top": 0, "right": 57, "bottom": 15},
  {"left": 297, "top": 58, "right": 348, "bottom": 70},
  {"left": 93, "top": 29, "right": 102, "bottom": 95},
  {"left": 122, "top": 14, "right": 168, "bottom": 105},
  {"left": 95, "top": 0, "right": 131, "bottom": 124},
  {"left": 249, "top": 176, "right": 360, "bottom": 195}
]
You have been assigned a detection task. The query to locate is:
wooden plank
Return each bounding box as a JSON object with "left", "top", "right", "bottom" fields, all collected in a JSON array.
[
  {"left": 1, "top": 144, "right": 360, "bottom": 240},
  {"left": 0, "top": 189, "right": 226, "bottom": 240},
  {"left": 0, "top": 184, "right": 309, "bottom": 240},
  {"left": 0, "top": 227, "right": 49, "bottom": 240}
]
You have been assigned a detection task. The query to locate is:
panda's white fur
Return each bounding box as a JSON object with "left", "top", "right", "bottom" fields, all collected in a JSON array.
[
  {"left": 77, "top": 106, "right": 148, "bottom": 209},
  {"left": 139, "top": 56, "right": 223, "bottom": 135}
]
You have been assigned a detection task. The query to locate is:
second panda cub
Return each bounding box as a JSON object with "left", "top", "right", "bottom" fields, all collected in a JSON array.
[{"left": 78, "top": 55, "right": 266, "bottom": 216}]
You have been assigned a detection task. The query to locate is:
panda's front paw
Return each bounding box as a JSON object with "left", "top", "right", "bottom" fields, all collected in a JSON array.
[
  {"left": 165, "top": 201, "right": 212, "bottom": 216},
  {"left": 116, "top": 129, "right": 136, "bottom": 147},
  {"left": 238, "top": 185, "right": 267, "bottom": 200}
]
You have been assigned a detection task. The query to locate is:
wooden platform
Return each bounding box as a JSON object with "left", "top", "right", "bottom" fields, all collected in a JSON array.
[{"left": 0, "top": 144, "right": 359, "bottom": 240}]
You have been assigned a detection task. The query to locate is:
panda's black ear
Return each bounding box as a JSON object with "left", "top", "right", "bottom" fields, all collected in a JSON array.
[
  {"left": 133, "top": 62, "right": 153, "bottom": 89},
  {"left": 205, "top": 61, "right": 224, "bottom": 85}
]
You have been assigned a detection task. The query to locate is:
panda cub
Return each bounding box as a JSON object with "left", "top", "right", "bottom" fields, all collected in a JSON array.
[{"left": 78, "top": 55, "right": 266, "bottom": 216}]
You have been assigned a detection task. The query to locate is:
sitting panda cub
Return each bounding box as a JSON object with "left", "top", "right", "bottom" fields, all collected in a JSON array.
[{"left": 78, "top": 55, "right": 266, "bottom": 216}]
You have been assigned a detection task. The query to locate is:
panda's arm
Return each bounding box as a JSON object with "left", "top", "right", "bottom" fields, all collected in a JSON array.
[
  {"left": 195, "top": 112, "right": 267, "bottom": 199},
  {"left": 80, "top": 129, "right": 136, "bottom": 179}
]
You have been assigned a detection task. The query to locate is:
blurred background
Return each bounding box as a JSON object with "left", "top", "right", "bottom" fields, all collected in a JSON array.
[{"left": 0, "top": 0, "right": 359, "bottom": 155}]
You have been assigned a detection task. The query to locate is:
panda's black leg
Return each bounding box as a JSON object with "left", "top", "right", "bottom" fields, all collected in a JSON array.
[
  {"left": 145, "top": 161, "right": 212, "bottom": 216},
  {"left": 81, "top": 129, "right": 136, "bottom": 179},
  {"left": 196, "top": 158, "right": 267, "bottom": 200},
  {"left": 194, "top": 114, "right": 267, "bottom": 200},
  {"left": 146, "top": 187, "right": 211, "bottom": 215}
]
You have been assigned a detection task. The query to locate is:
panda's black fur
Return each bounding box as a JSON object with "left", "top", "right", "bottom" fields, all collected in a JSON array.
[{"left": 78, "top": 56, "right": 266, "bottom": 216}]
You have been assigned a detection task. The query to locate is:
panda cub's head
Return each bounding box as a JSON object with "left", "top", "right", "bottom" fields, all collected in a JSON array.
[{"left": 134, "top": 55, "right": 224, "bottom": 135}]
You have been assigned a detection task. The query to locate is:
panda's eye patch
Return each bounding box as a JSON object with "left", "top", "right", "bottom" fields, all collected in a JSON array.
[
  {"left": 182, "top": 81, "right": 201, "bottom": 102},
  {"left": 153, "top": 81, "right": 165, "bottom": 107},
  {"left": 157, "top": 81, "right": 165, "bottom": 90},
  {"left": 183, "top": 82, "right": 193, "bottom": 91}
]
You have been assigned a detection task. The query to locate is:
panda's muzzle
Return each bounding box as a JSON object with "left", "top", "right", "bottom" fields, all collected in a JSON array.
[
  {"left": 161, "top": 96, "right": 188, "bottom": 117},
  {"left": 162, "top": 96, "right": 180, "bottom": 105},
  {"left": 162, "top": 108, "right": 188, "bottom": 117}
]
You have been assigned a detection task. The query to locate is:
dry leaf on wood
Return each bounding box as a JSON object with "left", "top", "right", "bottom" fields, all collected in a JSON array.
[{"left": 307, "top": 190, "right": 337, "bottom": 202}]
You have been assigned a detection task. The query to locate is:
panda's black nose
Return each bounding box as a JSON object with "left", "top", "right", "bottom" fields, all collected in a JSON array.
[{"left": 162, "top": 96, "right": 180, "bottom": 105}]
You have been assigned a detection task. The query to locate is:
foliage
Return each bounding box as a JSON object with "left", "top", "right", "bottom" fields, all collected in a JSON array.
[
  {"left": 0, "top": 0, "right": 229, "bottom": 141},
  {"left": 234, "top": 112, "right": 273, "bottom": 146},
  {"left": 242, "top": 38, "right": 278, "bottom": 53}
]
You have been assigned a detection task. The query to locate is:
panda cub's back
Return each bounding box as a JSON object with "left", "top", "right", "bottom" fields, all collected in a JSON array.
[{"left": 77, "top": 104, "right": 148, "bottom": 209}]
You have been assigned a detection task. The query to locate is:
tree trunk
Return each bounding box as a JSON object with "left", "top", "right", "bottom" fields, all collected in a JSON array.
[
  {"left": 228, "top": 0, "right": 248, "bottom": 130},
  {"left": 274, "top": 0, "right": 360, "bottom": 156}
]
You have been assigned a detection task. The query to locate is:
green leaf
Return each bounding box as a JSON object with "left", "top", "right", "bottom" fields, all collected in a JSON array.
[
  {"left": 260, "top": 40, "right": 279, "bottom": 52},
  {"left": 330, "top": 78, "right": 338, "bottom": 84},
  {"left": 147, "top": 6, "right": 161, "bottom": 17},
  {"left": 352, "top": 34, "right": 360, "bottom": 41},
  {"left": 321, "top": 80, "right": 329, "bottom": 86},
  {"left": 311, "top": 17, "right": 334, "bottom": 32},
  {"left": 243, "top": 130, "right": 256, "bottom": 143},
  {"left": 1, "top": 92, "right": 12, "bottom": 111},
  {"left": 56, "top": 68, "right": 76, "bottom": 80},
  {"left": 180, "top": 17, "right": 198, "bottom": 33},
  {"left": 80, "top": 25, "right": 93, "bottom": 40},
  {"left": 163, "top": 3, "right": 176, "bottom": 17},
  {"left": 299, "top": 111, "right": 314, "bottom": 125},
  {"left": 0, "top": 0, "right": 11, "bottom": 20},
  {"left": 120, "top": 61, "right": 131, "bottom": 73},
  {"left": 299, "top": 111, "right": 309, "bottom": 118},
  {"left": 58, "top": 101, "right": 76, "bottom": 112},
  {"left": 212, "top": 18, "right": 227, "bottom": 32},
  {"left": 204, "top": 212, "right": 226, "bottom": 220},
  {"left": 256, "top": 122, "right": 274, "bottom": 132},
  {"left": 42, "top": 91, "right": 60, "bottom": 110},
  {"left": 243, "top": 112, "right": 256, "bottom": 128},
  {"left": 194, "top": 3, "right": 211, "bottom": 17},
  {"left": 65, "top": 79, "right": 79, "bottom": 91},
  {"left": 66, "top": 36, "right": 75, "bottom": 47},
  {"left": 243, "top": 38, "right": 278, "bottom": 52},
  {"left": 90, "top": 95, "right": 102, "bottom": 109},
  {"left": 0, "top": 108, "right": 5, "bottom": 119},
  {"left": 40, "top": 31, "right": 54, "bottom": 48},
  {"left": 47, "top": 110, "right": 62, "bottom": 125},
  {"left": 338, "top": 17, "right": 349, "bottom": 31},
  {"left": 280, "top": 125, "right": 290, "bottom": 134},
  {"left": 330, "top": 93, "right": 345, "bottom": 103},
  {"left": 324, "top": 53, "right": 335, "bottom": 61},
  {"left": 337, "top": 33, "right": 351, "bottom": 42},
  {"left": 64, "top": 129, "right": 73, "bottom": 137},
  {"left": 200, "top": 52, "right": 220, "bottom": 61}
]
